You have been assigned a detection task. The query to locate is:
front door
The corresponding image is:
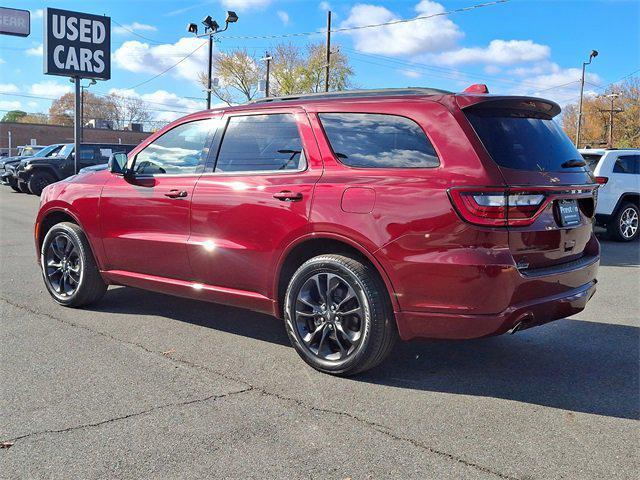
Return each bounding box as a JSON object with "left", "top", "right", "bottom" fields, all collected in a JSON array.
[
  {"left": 188, "top": 109, "right": 323, "bottom": 297},
  {"left": 100, "top": 117, "right": 218, "bottom": 280}
]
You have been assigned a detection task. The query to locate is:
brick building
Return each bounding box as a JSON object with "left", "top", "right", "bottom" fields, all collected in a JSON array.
[{"left": 0, "top": 122, "right": 151, "bottom": 156}]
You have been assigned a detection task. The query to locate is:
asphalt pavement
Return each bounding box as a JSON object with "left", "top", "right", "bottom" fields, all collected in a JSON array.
[{"left": 0, "top": 186, "right": 638, "bottom": 479}]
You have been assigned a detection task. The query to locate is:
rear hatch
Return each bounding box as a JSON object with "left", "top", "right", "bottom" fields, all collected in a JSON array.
[{"left": 459, "top": 96, "right": 597, "bottom": 271}]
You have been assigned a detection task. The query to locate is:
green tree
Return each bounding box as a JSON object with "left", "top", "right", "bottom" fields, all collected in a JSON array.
[{"left": 1, "top": 110, "right": 27, "bottom": 122}]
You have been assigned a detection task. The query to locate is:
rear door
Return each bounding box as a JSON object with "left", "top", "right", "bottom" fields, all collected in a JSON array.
[
  {"left": 463, "top": 98, "right": 597, "bottom": 270},
  {"left": 188, "top": 108, "right": 322, "bottom": 297}
]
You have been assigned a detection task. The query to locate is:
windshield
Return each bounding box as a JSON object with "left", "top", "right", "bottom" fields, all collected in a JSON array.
[
  {"left": 32, "top": 144, "right": 62, "bottom": 158},
  {"left": 19, "top": 146, "right": 43, "bottom": 156},
  {"left": 466, "top": 112, "right": 586, "bottom": 172},
  {"left": 51, "top": 144, "right": 74, "bottom": 159}
]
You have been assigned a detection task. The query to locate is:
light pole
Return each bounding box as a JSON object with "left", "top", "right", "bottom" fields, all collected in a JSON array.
[
  {"left": 187, "top": 11, "right": 238, "bottom": 109},
  {"left": 575, "top": 49, "right": 598, "bottom": 148}
]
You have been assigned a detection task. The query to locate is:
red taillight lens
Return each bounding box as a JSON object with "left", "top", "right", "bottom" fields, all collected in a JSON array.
[
  {"left": 595, "top": 176, "right": 608, "bottom": 185},
  {"left": 449, "top": 189, "right": 546, "bottom": 227}
]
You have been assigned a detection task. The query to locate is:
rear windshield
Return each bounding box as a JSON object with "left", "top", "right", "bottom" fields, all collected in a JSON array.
[
  {"left": 580, "top": 153, "right": 603, "bottom": 171},
  {"left": 466, "top": 112, "right": 586, "bottom": 172}
]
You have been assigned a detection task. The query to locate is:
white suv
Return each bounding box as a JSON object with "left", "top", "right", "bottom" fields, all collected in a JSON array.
[{"left": 580, "top": 148, "right": 639, "bottom": 241}]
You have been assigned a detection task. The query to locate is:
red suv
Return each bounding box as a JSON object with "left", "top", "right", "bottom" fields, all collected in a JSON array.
[{"left": 35, "top": 88, "right": 599, "bottom": 375}]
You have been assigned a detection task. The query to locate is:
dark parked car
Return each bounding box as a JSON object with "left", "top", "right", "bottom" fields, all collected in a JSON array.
[
  {"left": 35, "top": 87, "right": 599, "bottom": 375},
  {"left": 15, "top": 143, "right": 136, "bottom": 195},
  {"left": 1, "top": 144, "right": 66, "bottom": 192}
]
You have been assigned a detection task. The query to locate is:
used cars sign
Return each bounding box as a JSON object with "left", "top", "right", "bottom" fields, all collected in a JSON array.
[
  {"left": 0, "top": 7, "right": 30, "bottom": 37},
  {"left": 44, "top": 8, "right": 110, "bottom": 80}
]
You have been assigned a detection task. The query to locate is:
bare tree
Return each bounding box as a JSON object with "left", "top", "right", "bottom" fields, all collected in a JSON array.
[{"left": 110, "top": 94, "right": 153, "bottom": 130}]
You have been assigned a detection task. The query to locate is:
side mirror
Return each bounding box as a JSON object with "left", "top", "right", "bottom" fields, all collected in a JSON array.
[{"left": 109, "top": 152, "right": 129, "bottom": 174}]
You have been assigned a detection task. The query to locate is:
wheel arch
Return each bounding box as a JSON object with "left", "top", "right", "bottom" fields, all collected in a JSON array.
[
  {"left": 273, "top": 233, "right": 399, "bottom": 319},
  {"left": 28, "top": 165, "right": 62, "bottom": 181},
  {"left": 613, "top": 193, "right": 640, "bottom": 215}
]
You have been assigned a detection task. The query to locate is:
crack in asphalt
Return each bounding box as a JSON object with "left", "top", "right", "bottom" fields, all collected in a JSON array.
[
  {"left": 1, "top": 296, "right": 519, "bottom": 480},
  {"left": 1, "top": 387, "right": 254, "bottom": 445}
]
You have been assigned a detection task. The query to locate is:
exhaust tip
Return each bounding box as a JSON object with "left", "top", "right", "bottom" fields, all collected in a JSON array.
[{"left": 508, "top": 312, "right": 535, "bottom": 334}]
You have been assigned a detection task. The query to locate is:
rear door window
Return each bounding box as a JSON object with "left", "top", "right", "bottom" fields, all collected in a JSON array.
[
  {"left": 319, "top": 113, "right": 439, "bottom": 168},
  {"left": 215, "top": 114, "right": 305, "bottom": 173},
  {"left": 466, "top": 112, "right": 585, "bottom": 172},
  {"left": 613, "top": 155, "right": 639, "bottom": 174}
]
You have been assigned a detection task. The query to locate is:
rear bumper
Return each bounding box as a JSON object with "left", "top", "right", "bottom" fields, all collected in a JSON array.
[
  {"left": 396, "top": 278, "right": 597, "bottom": 340},
  {"left": 595, "top": 213, "right": 611, "bottom": 226}
]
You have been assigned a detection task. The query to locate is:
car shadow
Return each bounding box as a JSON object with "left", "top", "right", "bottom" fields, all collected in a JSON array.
[
  {"left": 90, "top": 286, "right": 639, "bottom": 421},
  {"left": 596, "top": 236, "right": 640, "bottom": 267}
]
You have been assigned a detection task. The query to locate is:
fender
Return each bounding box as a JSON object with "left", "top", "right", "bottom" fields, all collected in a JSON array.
[
  {"left": 271, "top": 231, "right": 401, "bottom": 316},
  {"left": 26, "top": 165, "right": 64, "bottom": 181}
]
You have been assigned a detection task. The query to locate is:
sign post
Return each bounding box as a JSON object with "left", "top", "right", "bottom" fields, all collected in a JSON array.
[{"left": 44, "top": 8, "right": 110, "bottom": 174}]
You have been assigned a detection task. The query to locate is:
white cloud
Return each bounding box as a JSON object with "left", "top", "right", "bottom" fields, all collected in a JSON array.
[
  {"left": 113, "top": 37, "right": 210, "bottom": 84},
  {"left": 222, "top": 0, "right": 272, "bottom": 11},
  {"left": 340, "top": 1, "right": 463, "bottom": 56},
  {"left": 319, "top": 1, "right": 331, "bottom": 11},
  {"left": 0, "top": 100, "right": 22, "bottom": 110},
  {"left": 0, "top": 83, "right": 19, "bottom": 93},
  {"left": 484, "top": 65, "right": 501, "bottom": 75},
  {"left": 32, "top": 9, "right": 44, "bottom": 19},
  {"left": 0, "top": 58, "right": 5, "bottom": 64},
  {"left": 27, "top": 101, "right": 39, "bottom": 109},
  {"left": 399, "top": 69, "right": 421, "bottom": 79},
  {"left": 426, "top": 39, "right": 550, "bottom": 66},
  {"left": 26, "top": 44, "right": 43, "bottom": 56},
  {"left": 113, "top": 22, "right": 158, "bottom": 35},
  {"left": 108, "top": 88, "right": 204, "bottom": 122},
  {"left": 30, "top": 81, "right": 72, "bottom": 98},
  {"left": 277, "top": 11, "right": 290, "bottom": 26}
]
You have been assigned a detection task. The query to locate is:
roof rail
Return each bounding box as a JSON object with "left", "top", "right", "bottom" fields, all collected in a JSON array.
[{"left": 249, "top": 87, "right": 452, "bottom": 104}]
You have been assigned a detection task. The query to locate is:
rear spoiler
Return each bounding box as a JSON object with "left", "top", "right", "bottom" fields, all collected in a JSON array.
[{"left": 456, "top": 95, "right": 561, "bottom": 119}]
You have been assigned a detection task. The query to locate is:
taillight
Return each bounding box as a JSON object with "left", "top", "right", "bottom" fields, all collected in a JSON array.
[
  {"left": 595, "top": 176, "right": 608, "bottom": 185},
  {"left": 449, "top": 188, "right": 546, "bottom": 227}
]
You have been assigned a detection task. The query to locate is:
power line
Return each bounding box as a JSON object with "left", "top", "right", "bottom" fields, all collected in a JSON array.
[
  {"left": 111, "top": 19, "right": 167, "bottom": 45},
  {"left": 124, "top": 41, "right": 208, "bottom": 90},
  {"left": 218, "top": 0, "right": 510, "bottom": 40}
]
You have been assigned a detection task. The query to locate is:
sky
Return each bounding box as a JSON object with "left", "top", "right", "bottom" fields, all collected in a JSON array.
[{"left": 0, "top": 0, "right": 638, "bottom": 124}]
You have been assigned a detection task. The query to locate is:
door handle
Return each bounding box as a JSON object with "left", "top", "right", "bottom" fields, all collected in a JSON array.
[
  {"left": 165, "top": 189, "right": 188, "bottom": 199},
  {"left": 273, "top": 190, "right": 303, "bottom": 202}
]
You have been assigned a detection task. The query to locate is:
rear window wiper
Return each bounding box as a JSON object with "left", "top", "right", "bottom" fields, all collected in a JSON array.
[{"left": 561, "top": 159, "right": 586, "bottom": 168}]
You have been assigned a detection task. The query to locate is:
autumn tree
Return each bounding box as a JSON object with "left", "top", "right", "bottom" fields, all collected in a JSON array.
[
  {"left": 1, "top": 110, "right": 27, "bottom": 122},
  {"left": 562, "top": 76, "right": 640, "bottom": 148},
  {"left": 49, "top": 91, "right": 118, "bottom": 126}
]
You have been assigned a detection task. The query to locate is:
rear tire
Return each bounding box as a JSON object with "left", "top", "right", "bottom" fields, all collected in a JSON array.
[
  {"left": 41, "top": 222, "right": 107, "bottom": 307},
  {"left": 284, "top": 254, "right": 397, "bottom": 376},
  {"left": 608, "top": 202, "right": 639, "bottom": 242},
  {"left": 28, "top": 171, "right": 56, "bottom": 196},
  {"left": 8, "top": 177, "right": 20, "bottom": 192}
]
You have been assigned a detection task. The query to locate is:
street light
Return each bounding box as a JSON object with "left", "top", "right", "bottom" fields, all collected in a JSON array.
[
  {"left": 68, "top": 78, "right": 97, "bottom": 140},
  {"left": 575, "top": 49, "right": 598, "bottom": 148},
  {"left": 187, "top": 10, "right": 239, "bottom": 109}
]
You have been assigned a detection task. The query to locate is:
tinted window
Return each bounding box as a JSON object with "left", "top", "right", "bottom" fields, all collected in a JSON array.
[
  {"left": 467, "top": 112, "right": 584, "bottom": 172},
  {"left": 319, "top": 113, "right": 439, "bottom": 168},
  {"left": 133, "top": 119, "right": 216, "bottom": 175},
  {"left": 613, "top": 155, "right": 639, "bottom": 174},
  {"left": 79, "top": 148, "right": 95, "bottom": 161},
  {"left": 581, "top": 153, "right": 603, "bottom": 172},
  {"left": 215, "top": 114, "right": 304, "bottom": 172}
]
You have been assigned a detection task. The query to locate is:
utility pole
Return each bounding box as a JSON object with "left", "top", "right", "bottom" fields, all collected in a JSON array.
[
  {"left": 576, "top": 49, "right": 598, "bottom": 148},
  {"left": 73, "top": 76, "right": 81, "bottom": 175},
  {"left": 261, "top": 52, "right": 272, "bottom": 97},
  {"left": 206, "top": 34, "right": 213, "bottom": 109},
  {"left": 599, "top": 93, "right": 623, "bottom": 148},
  {"left": 325, "top": 10, "right": 331, "bottom": 92}
]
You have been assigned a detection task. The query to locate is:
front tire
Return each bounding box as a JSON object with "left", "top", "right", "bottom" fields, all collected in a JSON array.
[
  {"left": 284, "top": 254, "right": 397, "bottom": 376},
  {"left": 41, "top": 222, "right": 107, "bottom": 307},
  {"left": 608, "top": 202, "right": 639, "bottom": 241},
  {"left": 17, "top": 179, "right": 29, "bottom": 193},
  {"left": 28, "top": 171, "right": 56, "bottom": 196}
]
